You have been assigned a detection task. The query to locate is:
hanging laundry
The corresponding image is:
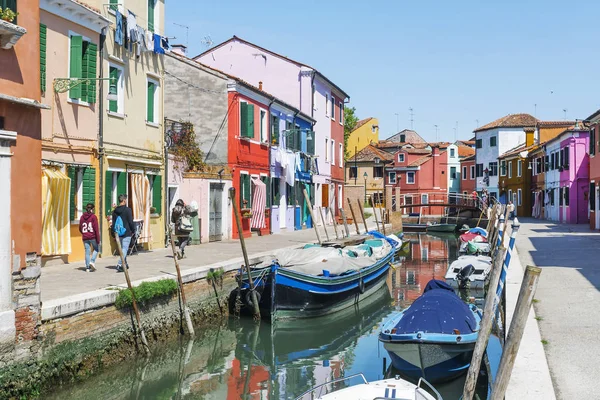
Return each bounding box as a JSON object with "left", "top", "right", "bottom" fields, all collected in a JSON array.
[
  {"left": 295, "top": 152, "right": 302, "bottom": 172},
  {"left": 115, "top": 10, "right": 123, "bottom": 45},
  {"left": 127, "top": 11, "right": 137, "bottom": 53},
  {"left": 137, "top": 25, "right": 148, "bottom": 52},
  {"left": 153, "top": 33, "right": 165, "bottom": 54},
  {"left": 146, "top": 30, "right": 154, "bottom": 52},
  {"left": 123, "top": 17, "right": 128, "bottom": 49},
  {"left": 285, "top": 153, "right": 295, "bottom": 186},
  {"left": 161, "top": 36, "right": 170, "bottom": 51}
]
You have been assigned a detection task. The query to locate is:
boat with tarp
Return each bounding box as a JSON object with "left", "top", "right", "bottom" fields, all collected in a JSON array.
[{"left": 444, "top": 255, "right": 493, "bottom": 289}]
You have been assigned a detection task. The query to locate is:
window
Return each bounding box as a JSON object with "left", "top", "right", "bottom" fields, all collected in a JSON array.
[
  {"left": 331, "top": 96, "right": 335, "bottom": 120},
  {"left": 544, "top": 155, "right": 549, "bottom": 171},
  {"left": 239, "top": 101, "right": 255, "bottom": 138},
  {"left": 400, "top": 134, "right": 406, "bottom": 143},
  {"left": 339, "top": 143, "right": 343, "bottom": 167},
  {"left": 147, "top": 174, "right": 162, "bottom": 215},
  {"left": 470, "top": 165, "right": 475, "bottom": 180},
  {"left": 450, "top": 148, "right": 455, "bottom": 158},
  {"left": 349, "top": 166, "right": 357, "bottom": 179},
  {"left": 270, "top": 114, "right": 279, "bottom": 145},
  {"left": 325, "top": 94, "right": 329, "bottom": 117},
  {"left": 331, "top": 139, "right": 335, "bottom": 166},
  {"left": 564, "top": 186, "right": 570, "bottom": 206},
  {"left": 271, "top": 177, "right": 281, "bottom": 206},
  {"left": 339, "top": 102, "right": 343, "bottom": 124},
  {"left": 500, "top": 160, "right": 507, "bottom": 176},
  {"left": 240, "top": 173, "right": 251, "bottom": 209},
  {"left": 462, "top": 166, "right": 467, "bottom": 180},
  {"left": 508, "top": 189, "right": 513, "bottom": 205},
  {"left": 591, "top": 182, "right": 596, "bottom": 210},
  {"left": 508, "top": 161, "right": 513, "bottom": 178},
  {"left": 260, "top": 176, "right": 271, "bottom": 207},
  {"left": 557, "top": 151, "right": 561, "bottom": 169},
  {"left": 69, "top": 34, "right": 97, "bottom": 103},
  {"left": 373, "top": 166, "right": 383, "bottom": 178},
  {"left": 550, "top": 152, "right": 555, "bottom": 170},
  {"left": 146, "top": 78, "right": 159, "bottom": 123},
  {"left": 490, "top": 136, "right": 497, "bottom": 147},
  {"left": 0, "top": 116, "right": 3, "bottom": 130},
  {"left": 68, "top": 166, "right": 96, "bottom": 222},
  {"left": 563, "top": 147, "right": 570, "bottom": 168},
  {"left": 286, "top": 183, "right": 295, "bottom": 206},
  {"left": 407, "top": 171, "right": 415, "bottom": 184},
  {"left": 517, "top": 189, "right": 522, "bottom": 206},
  {"left": 476, "top": 139, "right": 482, "bottom": 149},
  {"left": 40, "top": 24, "right": 47, "bottom": 93},
  {"left": 517, "top": 160, "right": 522, "bottom": 177},
  {"left": 389, "top": 172, "right": 397, "bottom": 184},
  {"left": 259, "top": 110, "right": 267, "bottom": 142},
  {"left": 536, "top": 157, "right": 542, "bottom": 174},
  {"left": 488, "top": 162, "right": 498, "bottom": 177},
  {"left": 108, "top": 64, "right": 124, "bottom": 114},
  {"left": 550, "top": 188, "right": 555, "bottom": 206},
  {"left": 476, "top": 164, "right": 483, "bottom": 177},
  {"left": 312, "top": 85, "right": 316, "bottom": 110},
  {"left": 325, "top": 138, "right": 329, "bottom": 162},
  {"left": 450, "top": 167, "right": 457, "bottom": 179},
  {"left": 591, "top": 127, "right": 597, "bottom": 156},
  {"left": 421, "top": 194, "right": 428, "bottom": 204},
  {"left": 105, "top": 170, "right": 127, "bottom": 214},
  {"left": 2, "top": 0, "right": 17, "bottom": 24},
  {"left": 147, "top": 0, "right": 156, "bottom": 32},
  {"left": 109, "top": 0, "right": 118, "bottom": 12},
  {"left": 398, "top": 153, "right": 405, "bottom": 162}
]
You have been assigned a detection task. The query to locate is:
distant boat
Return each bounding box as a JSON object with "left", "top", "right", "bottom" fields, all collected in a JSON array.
[
  {"left": 403, "top": 223, "right": 428, "bottom": 232},
  {"left": 445, "top": 255, "right": 493, "bottom": 289},
  {"left": 426, "top": 223, "right": 457, "bottom": 233},
  {"left": 379, "top": 280, "right": 481, "bottom": 383}
]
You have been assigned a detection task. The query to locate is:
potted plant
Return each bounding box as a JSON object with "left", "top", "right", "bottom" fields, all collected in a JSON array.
[
  {"left": 1, "top": 8, "right": 18, "bottom": 23},
  {"left": 150, "top": 206, "right": 157, "bottom": 214},
  {"left": 242, "top": 210, "right": 253, "bottom": 219}
]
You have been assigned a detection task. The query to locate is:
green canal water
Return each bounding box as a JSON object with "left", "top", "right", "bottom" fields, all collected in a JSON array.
[{"left": 45, "top": 233, "right": 497, "bottom": 400}]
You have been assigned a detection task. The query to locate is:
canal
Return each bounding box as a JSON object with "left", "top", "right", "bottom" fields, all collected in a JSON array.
[{"left": 45, "top": 232, "right": 496, "bottom": 399}]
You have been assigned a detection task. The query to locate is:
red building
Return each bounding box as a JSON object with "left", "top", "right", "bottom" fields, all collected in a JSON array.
[
  {"left": 460, "top": 154, "right": 476, "bottom": 196},
  {"left": 586, "top": 109, "right": 600, "bottom": 231},
  {"left": 330, "top": 89, "right": 345, "bottom": 217},
  {"left": 228, "top": 82, "right": 271, "bottom": 239}
]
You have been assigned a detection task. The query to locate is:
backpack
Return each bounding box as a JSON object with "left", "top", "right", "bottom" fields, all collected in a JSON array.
[
  {"left": 114, "top": 215, "right": 127, "bottom": 237},
  {"left": 178, "top": 215, "right": 194, "bottom": 233}
]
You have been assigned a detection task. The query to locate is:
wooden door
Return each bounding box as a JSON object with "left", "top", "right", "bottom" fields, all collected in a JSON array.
[{"left": 322, "top": 183, "right": 329, "bottom": 207}]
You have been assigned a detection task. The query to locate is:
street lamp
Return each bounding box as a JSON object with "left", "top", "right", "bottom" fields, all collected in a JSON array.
[{"left": 363, "top": 171, "right": 368, "bottom": 204}]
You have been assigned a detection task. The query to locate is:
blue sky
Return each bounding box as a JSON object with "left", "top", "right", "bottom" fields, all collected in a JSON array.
[{"left": 166, "top": 0, "right": 599, "bottom": 142}]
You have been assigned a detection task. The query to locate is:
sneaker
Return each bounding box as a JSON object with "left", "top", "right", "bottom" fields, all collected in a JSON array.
[
  {"left": 116, "top": 266, "right": 123, "bottom": 272},
  {"left": 89, "top": 262, "right": 96, "bottom": 272},
  {"left": 86, "top": 267, "right": 91, "bottom": 272}
]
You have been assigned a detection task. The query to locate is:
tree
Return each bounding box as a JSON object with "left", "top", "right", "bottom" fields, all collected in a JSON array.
[{"left": 344, "top": 106, "right": 359, "bottom": 159}]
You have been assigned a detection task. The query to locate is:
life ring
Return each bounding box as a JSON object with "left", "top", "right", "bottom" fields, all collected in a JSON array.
[
  {"left": 358, "top": 279, "right": 365, "bottom": 294},
  {"left": 245, "top": 290, "right": 261, "bottom": 308}
]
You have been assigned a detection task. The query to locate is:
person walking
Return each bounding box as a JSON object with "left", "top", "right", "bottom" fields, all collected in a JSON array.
[
  {"left": 112, "top": 194, "right": 136, "bottom": 272},
  {"left": 507, "top": 200, "right": 516, "bottom": 220},
  {"left": 171, "top": 199, "right": 194, "bottom": 259},
  {"left": 79, "top": 203, "right": 100, "bottom": 272}
]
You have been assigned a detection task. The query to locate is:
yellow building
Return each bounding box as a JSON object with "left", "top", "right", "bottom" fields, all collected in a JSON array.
[{"left": 346, "top": 117, "right": 379, "bottom": 158}]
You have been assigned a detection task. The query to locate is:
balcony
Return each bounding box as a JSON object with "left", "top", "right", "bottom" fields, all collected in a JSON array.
[{"left": 0, "top": 19, "right": 26, "bottom": 49}]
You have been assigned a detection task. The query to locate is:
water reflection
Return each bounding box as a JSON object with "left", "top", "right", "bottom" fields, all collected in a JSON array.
[{"left": 45, "top": 233, "right": 492, "bottom": 400}]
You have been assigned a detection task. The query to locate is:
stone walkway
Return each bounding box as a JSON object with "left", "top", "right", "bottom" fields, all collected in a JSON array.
[{"left": 515, "top": 218, "right": 600, "bottom": 400}]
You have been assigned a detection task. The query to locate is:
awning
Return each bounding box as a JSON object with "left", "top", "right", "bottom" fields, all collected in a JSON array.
[
  {"left": 41, "top": 168, "right": 72, "bottom": 256},
  {"left": 250, "top": 177, "right": 266, "bottom": 229}
]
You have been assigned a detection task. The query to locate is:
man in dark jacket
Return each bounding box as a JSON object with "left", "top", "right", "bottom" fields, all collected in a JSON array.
[
  {"left": 171, "top": 199, "right": 193, "bottom": 259},
  {"left": 111, "top": 194, "right": 136, "bottom": 272},
  {"left": 79, "top": 203, "right": 100, "bottom": 272}
]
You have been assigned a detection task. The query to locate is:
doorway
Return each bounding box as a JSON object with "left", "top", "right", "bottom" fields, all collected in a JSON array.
[
  {"left": 596, "top": 186, "right": 600, "bottom": 230},
  {"left": 209, "top": 183, "right": 224, "bottom": 242}
]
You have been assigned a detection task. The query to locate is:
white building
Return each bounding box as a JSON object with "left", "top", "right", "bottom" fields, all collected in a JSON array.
[
  {"left": 474, "top": 114, "right": 537, "bottom": 200},
  {"left": 447, "top": 143, "right": 460, "bottom": 194}
]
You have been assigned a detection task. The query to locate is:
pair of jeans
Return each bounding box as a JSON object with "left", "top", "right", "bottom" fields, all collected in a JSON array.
[
  {"left": 117, "top": 236, "right": 132, "bottom": 267},
  {"left": 84, "top": 239, "right": 99, "bottom": 267},
  {"left": 178, "top": 235, "right": 190, "bottom": 255}
]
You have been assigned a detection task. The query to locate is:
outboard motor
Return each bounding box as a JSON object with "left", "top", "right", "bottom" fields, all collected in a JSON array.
[{"left": 457, "top": 264, "right": 475, "bottom": 289}]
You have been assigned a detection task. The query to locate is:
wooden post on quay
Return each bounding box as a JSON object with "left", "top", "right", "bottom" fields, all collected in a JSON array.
[
  {"left": 114, "top": 235, "right": 150, "bottom": 355},
  {"left": 357, "top": 199, "right": 369, "bottom": 234},
  {"left": 330, "top": 195, "right": 341, "bottom": 240},
  {"left": 379, "top": 206, "right": 387, "bottom": 235},
  {"left": 370, "top": 197, "right": 381, "bottom": 232},
  {"left": 347, "top": 199, "right": 361, "bottom": 235},
  {"left": 168, "top": 225, "right": 195, "bottom": 337},
  {"left": 340, "top": 208, "right": 350, "bottom": 238},
  {"left": 491, "top": 266, "right": 542, "bottom": 400},
  {"left": 302, "top": 188, "right": 322, "bottom": 245},
  {"left": 229, "top": 188, "right": 261, "bottom": 320},
  {"left": 462, "top": 247, "right": 507, "bottom": 400},
  {"left": 319, "top": 206, "right": 331, "bottom": 241}
]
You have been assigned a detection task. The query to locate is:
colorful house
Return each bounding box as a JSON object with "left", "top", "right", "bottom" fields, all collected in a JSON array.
[
  {"left": 39, "top": 0, "right": 110, "bottom": 265},
  {"left": 346, "top": 144, "right": 393, "bottom": 206},
  {"left": 460, "top": 154, "right": 476, "bottom": 197},
  {"left": 585, "top": 109, "right": 600, "bottom": 231},
  {"left": 544, "top": 126, "right": 590, "bottom": 224},
  {"left": 346, "top": 117, "right": 379, "bottom": 158},
  {"left": 498, "top": 142, "right": 532, "bottom": 217},
  {"left": 529, "top": 144, "right": 546, "bottom": 219}
]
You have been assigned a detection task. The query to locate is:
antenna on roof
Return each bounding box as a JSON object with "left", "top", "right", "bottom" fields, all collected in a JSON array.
[
  {"left": 455, "top": 121, "right": 458, "bottom": 141},
  {"left": 172, "top": 22, "right": 189, "bottom": 47},
  {"left": 563, "top": 108, "right": 568, "bottom": 120},
  {"left": 434, "top": 124, "right": 439, "bottom": 141},
  {"left": 201, "top": 35, "right": 214, "bottom": 48},
  {"left": 534, "top": 103, "right": 537, "bottom": 118},
  {"left": 409, "top": 107, "right": 414, "bottom": 130}
]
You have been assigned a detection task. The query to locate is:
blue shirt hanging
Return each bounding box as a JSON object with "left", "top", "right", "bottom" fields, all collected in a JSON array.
[
  {"left": 153, "top": 33, "right": 165, "bottom": 54},
  {"left": 115, "top": 10, "right": 123, "bottom": 45}
]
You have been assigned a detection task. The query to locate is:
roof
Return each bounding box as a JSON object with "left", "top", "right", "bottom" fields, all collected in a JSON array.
[
  {"left": 73, "top": 0, "right": 102, "bottom": 15},
  {"left": 537, "top": 120, "right": 575, "bottom": 128},
  {"left": 194, "top": 36, "right": 349, "bottom": 99},
  {"left": 544, "top": 123, "right": 590, "bottom": 146},
  {"left": 428, "top": 142, "right": 451, "bottom": 149},
  {"left": 407, "top": 150, "right": 446, "bottom": 167},
  {"left": 498, "top": 143, "right": 529, "bottom": 159},
  {"left": 403, "top": 148, "right": 431, "bottom": 155},
  {"left": 456, "top": 139, "right": 475, "bottom": 146},
  {"left": 461, "top": 154, "right": 476, "bottom": 162},
  {"left": 474, "top": 113, "right": 537, "bottom": 133},
  {"left": 457, "top": 145, "right": 475, "bottom": 158},
  {"left": 586, "top": 109, "right": 600, "bottom": 122},
  {"left": 385, "top": 129, "right": 427, "bottom": 144},
  {"left": 353, "top": 118, "right": 374, "bottom": 132},
  {"left": 352, "top": 144, "right": 394, "bottom": 162}
]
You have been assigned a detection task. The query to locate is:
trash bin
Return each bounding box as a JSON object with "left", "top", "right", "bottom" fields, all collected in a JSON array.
[{"left": 191, "top": 214, "right": 201, "bottom": 245}]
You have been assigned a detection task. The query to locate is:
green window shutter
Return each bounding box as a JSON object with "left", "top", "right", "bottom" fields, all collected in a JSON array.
[
  {"left": 272, "top": 177, "right": 280, "bottom": 205},
  {"left": 109, "top": 67, "right": 119, "bottom": 112},
  {"left": 109, "top": 0, "right": 118, "bottom": 12},
  {"left": 307, "top": 131, "right": 315, "bottom": 155},
  {"left": 148, "top": 0, "right": 155, "bottom": 32},
  {"left": 246, "top": 104, "right": 255, "bottom": 138},
  {"left": 271, "top": 115, "right": 279, "bottom": 144},
  {"left": 152, "top": 174, "right": 162, "bottom": 215},
  {"left": 83, "top": 43, "right": 97, "bottom": 103},
  {"left": 240, "top": 102, "right": 248, "bottom": 137},
  {"left": 147, "top": 81, "right": 155, "bottom": 122},
  {"left": 117, "top": 171, "right": 127, "bottom": 198},
  {"left": 261, "top": 176, "right": 271, "bottom": 207},
  {"left": 68, "top": 167, "right": 77, "bottom": 221},
  {"left": 69, "top": 36, "right": 83, "bottom": 99},
  {"left": 40, "top": 24, "right": 47, "bottom": 93},
  {"left": 105, "top": 171, "right": 113, "bottom": 215},
  {"left": 82, "top": 167, "right": 96, "bottom": 207}
]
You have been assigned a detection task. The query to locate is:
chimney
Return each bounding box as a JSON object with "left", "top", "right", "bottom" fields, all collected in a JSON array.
[
  {"left": 259, "top": 81, "right": 263, "bottom": 91},
  {"left": 525, "top": 127, "right": 535, "bottom": 147},
  {"left": 171, "top": 44, "right": 187, "bottom": 56}
]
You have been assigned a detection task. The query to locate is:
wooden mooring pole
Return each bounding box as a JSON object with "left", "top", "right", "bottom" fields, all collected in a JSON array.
[
  {"left": 340, "top": 208, "right": 350, "bottom": 238},
  {"left": 302, "top": 188, "right": 322, "bottom": 245},
  {"left": 330, "top": 195, "right": 341, "bottom": 240},
  {"left": 114, "top": 235, "right": 150, "bottom": 355},
  {"left": 462, "top": 247, "right": 507, "bottom": 400},
  {"left": 490, "top": 265, "right": 542, "bottom": 400},
  {"left": 370, "top": 197, "right": 381, "bottom": 232},
  {"left": 229, "top": 188, "right": 261, "bottom": 320},
  {"left": 168, "top": 225, "right": 195, "bottom": 337},
  {"left": 379, "top": 206, "right": 387, "bottom": 235},
  {"left": 319, "top": 206, "right": 331, "bottom": 241},
  {"left": 357, "top": 199, "right": 369, "bottom": 234},
  {"left": 347, "top": 199, "right": 361, "bottom": 235}
]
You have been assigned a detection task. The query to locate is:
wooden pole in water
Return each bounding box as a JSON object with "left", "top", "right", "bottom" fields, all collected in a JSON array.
[
  {"left": 462, "top": 247, "right": 507, "bottom": 400},
  {"left": 490, "top": 266, "right": 542, "bottom": 400},
  {"left": 229, "top": 188, "right": 261, "bottom": 320},
  {"left": 302, "top": 188, "right": 322, "bottom": 245},
  {"left": 370, "top": 197, "right": 381, "bottom": 232},
  {"left": 340, "top": 208, "right": 350, "bottom": 238},
  {"left": 319, "top": 206, "right": 331, "bottom": 241},
  {"left": 168, "top": 225, "right": 195, "bottom": 337},
  {"left": 379, "top": 206, "right": 387, "bottom": 235},
  {"left": 347, "top": 199, "right": 361, "bottom": 235},
  {"left": 114, "top": 234, "right": 150, "bottom": 355},
  {"left": 357, "top": 199, "right": 369, "bottom": 234},
  {"left": 330, "top": 195, "right": 341, "bottom": 240}
]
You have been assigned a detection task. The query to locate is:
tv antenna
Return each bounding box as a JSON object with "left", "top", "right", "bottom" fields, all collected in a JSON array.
[
  {"left": 408, "top": 107, "right": 414, "bottom": 130},
  {"left": 172, "top": 22, "right": 189, "bottom": 47},
  {"left": 201, "top": 35, "right": 214, "bottom": 48},
  {"left": 563, "top": 108, "right": 568, "bottom": 120},
  {"left": 434, "top": 124, "right": 439, "bottom": 141}
]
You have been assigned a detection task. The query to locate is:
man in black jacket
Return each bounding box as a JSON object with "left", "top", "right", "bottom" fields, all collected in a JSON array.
[{"left": 112, "top": 194, "right": 136, "bottom": 272}]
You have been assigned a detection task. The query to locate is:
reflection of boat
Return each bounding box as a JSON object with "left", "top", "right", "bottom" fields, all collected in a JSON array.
[
  {"left": 426, "top": 223, "right": 456, "bottom": 233},
  {"left": 445, "top": 255, "right": 493, "bottom": 289},
  {"left": 379, "top": 280, "right": 481, "bottom": 383},
  {"left": 295, "top": 374, "right": 440, "bottom": 400},
  {"left": 403, "top": 224, "right": 428, "bottom": 232},
  {"left": 236, "top": 238, "right": 394, "bottom": 320}
]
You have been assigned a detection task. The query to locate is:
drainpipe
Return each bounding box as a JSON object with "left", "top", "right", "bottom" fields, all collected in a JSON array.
[
  {"left": 98, "top": 28, "right": 106, "bottom": 254},
  {"left": 310, "top": 72, "right": 316, "bottom": 208},
  {"left": 267, "top": 97, "right": 275, "bottom": 233}
]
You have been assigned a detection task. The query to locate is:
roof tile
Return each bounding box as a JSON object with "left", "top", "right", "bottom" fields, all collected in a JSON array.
[{"left": 474, "top": 113, "right": 537, "bottom": 132}]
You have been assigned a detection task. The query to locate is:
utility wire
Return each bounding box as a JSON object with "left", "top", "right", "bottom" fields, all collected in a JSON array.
[{"left": 164, "top": 70, "right": 227, "bottom": 95}]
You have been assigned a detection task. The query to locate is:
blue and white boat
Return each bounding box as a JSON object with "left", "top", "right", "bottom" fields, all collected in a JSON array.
[{"left": 379, "top": 280, "right": 481, "bottom": 383}]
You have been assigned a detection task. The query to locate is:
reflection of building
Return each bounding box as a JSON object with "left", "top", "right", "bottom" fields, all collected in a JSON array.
[{"left": 226, "top": 359, "right": 270, "bottom": 400}]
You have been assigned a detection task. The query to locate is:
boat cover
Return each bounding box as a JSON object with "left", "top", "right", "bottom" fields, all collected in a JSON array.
[
  {"left": 393, "top": 279, "right": 478, "bottom": 334},
  {"left": 368, "top": 231, "right": 401, "bottom": 248},
  {"left": 258, "top": 239, "right": 392, "bottom": 276},
  {"left": 469, "top": 227, "right": 488, "bottom": 237},
  {"left": 448, "top": 255, "right": 492, "bottom": 271},
  {"left": 459, "top": 232, "right": 487, "bottom": 243}
]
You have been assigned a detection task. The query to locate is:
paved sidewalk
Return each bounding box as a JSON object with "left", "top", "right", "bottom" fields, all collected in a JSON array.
[{"left": 515, "top": 218, "right": 600, "bottom": 400}]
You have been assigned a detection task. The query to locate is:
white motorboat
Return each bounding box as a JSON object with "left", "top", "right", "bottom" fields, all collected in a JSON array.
[
  {"left": 459, "top": 240, "right": 491, "bottom": 256},
  {"left": 294, "top": 373, "right": 441, "bottom": 400},
  {"left": 445, "top": 255, "right": 493, "bottom": 289}
]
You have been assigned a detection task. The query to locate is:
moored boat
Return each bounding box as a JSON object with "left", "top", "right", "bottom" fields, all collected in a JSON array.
[
  {"left": 459, "top": 240, "right": 491, "bottom": 256},
  {"left": 426, "top": 223, "right": 457, "bottom": 233},
  {"left": 379, "top": 280, "right": 481, "bottom": 383},
  {"left": 444, "top": 255, "right": 493, "bottom": 289}
]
